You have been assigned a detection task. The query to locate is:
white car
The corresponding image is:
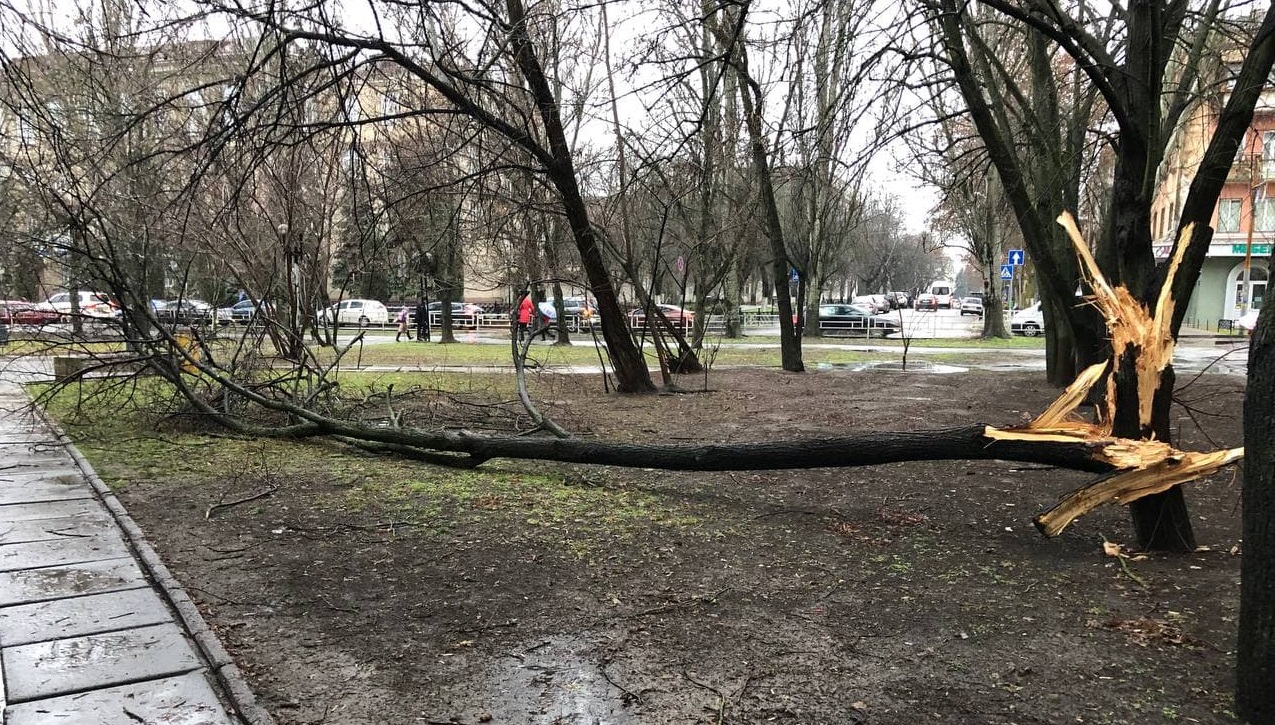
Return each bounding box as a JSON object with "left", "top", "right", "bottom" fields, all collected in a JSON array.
[
  {"left": 959, "top": 297, "right": 984, "bottom": 316},
  {"left": 1010, "top": 302, "right": 1045, "bottom": 336},
  {"left": 319, "top": 299, "right": 389, "bottom": 327},
  {"left": 1237, "top": 310, "right": 1259, "bottom": 329},
  {"left": 851, "top": 295, "right": 889, "bottom": 314},
  {"left": 38, "top": 291, "right": 119, "bottom": 318}
]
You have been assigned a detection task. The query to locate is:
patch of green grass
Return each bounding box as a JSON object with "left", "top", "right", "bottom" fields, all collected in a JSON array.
[
  {"left": 309, "top": 331, "right": 1040, "bottom": 371},
  {"left": 330, "top": 370, "right": 521, "bottom": 397},
  {"left": 340, "top": 465, "right": 701, "bottom": 552},
  {"left": 36, "top": 377, "right": 702, "bottom": 555}
]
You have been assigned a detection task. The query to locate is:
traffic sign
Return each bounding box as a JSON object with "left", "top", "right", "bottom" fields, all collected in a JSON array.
[
  {"left": 999, "top": 264, "right": 1014, "bottom": 281},
  {"left": 1008, "top": 249, "right": 1025, "bottom": 266}
]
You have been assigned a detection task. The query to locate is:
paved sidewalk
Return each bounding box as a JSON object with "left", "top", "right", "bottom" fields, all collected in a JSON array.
[{"left": 0, "top": 373, "right": 272, "bottom": 724}]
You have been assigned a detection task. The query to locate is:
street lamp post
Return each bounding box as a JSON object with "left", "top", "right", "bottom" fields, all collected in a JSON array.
[{"left": 1243, "top": 132, "right": 1262, "bottom": 319}]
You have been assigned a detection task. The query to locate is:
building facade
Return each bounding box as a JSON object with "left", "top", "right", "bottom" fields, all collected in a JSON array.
[{"left": 1152, "top": 71, "right": 1275, "bottom": 328}]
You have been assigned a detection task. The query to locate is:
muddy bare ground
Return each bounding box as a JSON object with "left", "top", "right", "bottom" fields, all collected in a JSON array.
[{"left": 109, "top": 368, "right": 1246, "bottom": 724}]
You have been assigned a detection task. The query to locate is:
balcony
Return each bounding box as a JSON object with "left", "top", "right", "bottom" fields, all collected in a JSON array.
[{"left": 1228, "top": 153, "right": 1275, "bottom": 185}]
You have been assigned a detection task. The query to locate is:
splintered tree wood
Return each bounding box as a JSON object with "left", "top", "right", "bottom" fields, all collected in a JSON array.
[
  {"left": 1034, "top": 448, "right": 1245, "bottom": 536},
  {"left": 982, "top": 214, "right": 1243, "bottom": 537}
]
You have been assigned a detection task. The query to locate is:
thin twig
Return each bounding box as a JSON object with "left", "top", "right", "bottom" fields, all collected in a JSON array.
[
  {"left": 600, "top": 663, "right": 645, "bottom": 705},
  {"left": 613, "top": 588, "right": 729, "bottom": 620},
  {"left": 205, "top": 485, "right": 278, "bottom": 519}
]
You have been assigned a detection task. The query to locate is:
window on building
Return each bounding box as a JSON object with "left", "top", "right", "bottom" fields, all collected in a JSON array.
[
  {"left": 1256, "top": 197, "right": 1275, "bottom": 231},
  {"left": 1264, "top": 131, "right": 1275, "bottom": 179},
  {"left": 1218, "top": 198, "right": 1242, "bottom": 232},
  {"left": 343, "top": 94, "right": 361, "bottom": 123},
  {"left": 381, "top": 92, "right": 399, "bottom": 117},
  {"left": 18, "top": 115, "right": 36, "bottom": 145},
  {"left": 219, "top": 83, "right": 239, "bottom": 129},
  {"left": 184, "top": 91, "right": 205, "bottom": 135}
]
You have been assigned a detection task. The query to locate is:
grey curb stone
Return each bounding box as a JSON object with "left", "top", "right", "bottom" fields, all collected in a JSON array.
[
  {"left": 195, "top": 628, "right": 235, "bottom": 669},
  {"left": 33, "top": 404, "right": 278, "bottom": 725},
  {"left": 217, "top": 664, "right": 278, "bottom": 725}
]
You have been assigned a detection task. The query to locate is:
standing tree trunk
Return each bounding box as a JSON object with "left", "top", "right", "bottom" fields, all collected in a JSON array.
[
  {"left": 720, "top": 5, "right": 803, "bottom": 372},
  {"left": 504, "top": 0, "right": 654, "bottom": 392},
  {"left": 1238, "top": 284, "right": 1275, "bottom": 722}
]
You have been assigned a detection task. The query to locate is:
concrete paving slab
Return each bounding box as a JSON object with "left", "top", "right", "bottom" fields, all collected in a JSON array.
[
  {"left": 0, "top": 509, "right": 116, "bottom": 545},
  {"left": 0, "top": 498, "right": 102, "bottom": 523},
  {"left": 0, "top": 465, "right": 85, "bottom": 480},
  {"left": 0, "top": 435, "right": 56, "bottom": 445},
  {"left": 0, "top": 528, "right": 131, "bottom": 573},
  {"left": 0, "top": 473, "right": 93, "bottom": 505},
  {"left": 2, "top": 621, "right": 204, "bottom": 703},
  {"left": 0, "top": 453, "right": 80, "bottom": 469},
  {"left": 0, "top": 558, "right": 145, "bottom": 607},
  {"left": 0, "top": 586, "right": 167, "bottom": 647},
  {"left": 4, "top": 670, "right": 238, "bottom": 725}
]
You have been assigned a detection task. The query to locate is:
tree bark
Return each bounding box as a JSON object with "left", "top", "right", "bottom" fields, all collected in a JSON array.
[
  {"left": 503, "top": 0, "right": 655, "bottom": 392},
  {"left": 1238, "top": 278, "right": 1275, "bottom": 722},
  {"left": 720, "top": 5, "right": 803, "bottom": 372},
  {"left": 315, "top": 424, "right": 1126, "bottom": 474}
]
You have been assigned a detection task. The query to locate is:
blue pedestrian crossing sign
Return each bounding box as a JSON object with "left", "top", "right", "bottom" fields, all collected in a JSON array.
[
  {"left": 1008, "top": 249, "right": 1025, "bottom": 266},
  {"left": 999, "top": 264, "right": 1014, "bottom": 281}
]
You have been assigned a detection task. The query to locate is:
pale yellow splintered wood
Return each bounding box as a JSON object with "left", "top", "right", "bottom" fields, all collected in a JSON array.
[
  {"left": 1057, "top": 212, "right": 1192, "bottom": 430},
  {"left": 1035, "top": 447, "right": 1245, "bottom": 537},
  {"left": 1028, "top": 361, "right": 1109, "bottom": 431},
  {"left": 981, "top": 214, "right": 1244, "bottom": 538}
]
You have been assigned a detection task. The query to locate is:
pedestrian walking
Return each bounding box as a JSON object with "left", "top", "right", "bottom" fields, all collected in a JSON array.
[
  {"left": 534, "top": 300, "right": 557, "bottom": 341},
  {"left": 516, "top": 293, "right": 534, "bottom": 341},
  {"left": 395, "top": 306, "right": 413, "bottom": 342}
]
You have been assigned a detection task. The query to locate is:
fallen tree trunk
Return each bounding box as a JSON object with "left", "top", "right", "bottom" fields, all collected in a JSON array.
[
  {"left": 121, "top": 215, "right": 1242, "bottom": 543},
  {"left": 337, "top": 423, "right": 1120, "bottom": 472}
]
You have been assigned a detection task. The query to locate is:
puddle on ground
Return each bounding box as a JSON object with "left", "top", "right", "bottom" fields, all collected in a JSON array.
[
  {"left": 483, "top": 634, "right": 640, "bottom": 724},
  {"left": 816, "top": 361, "right": 969, "bottom": 374}
]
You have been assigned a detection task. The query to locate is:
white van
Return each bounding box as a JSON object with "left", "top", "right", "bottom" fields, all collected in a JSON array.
[
  {"left": 928, "top": 281, "right": 955, "bottom": 309},
  {"left": 1011, "top": 301, "right": 1045, "bottom": 336}
]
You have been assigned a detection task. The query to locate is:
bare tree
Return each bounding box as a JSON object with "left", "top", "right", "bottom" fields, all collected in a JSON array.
[
  {"left": 192, "top": 0, "right": 659, "bottom": 391},
  {"left": 920, "top": 0, "right": 1275, "bottom": 551}
]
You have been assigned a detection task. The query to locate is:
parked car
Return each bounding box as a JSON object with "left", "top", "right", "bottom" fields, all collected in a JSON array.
[
  {"left": 851, "top": 295, "right": 889, "bottom": 314},
  {"left": 1011, "top": 301, "right": 1045, "bottom": 336},
  {"left": 221, "top": 299, "right": 273, "bottom": 324},
  {"left": 544, "top": 296, "right": 597, "bottom": 331},
  {"left": 319, "top": 298, "right": 390, "bottom": 327},
  {"left": 38, "top": 290, "right": 119, "bottom": 319},
  {"left": 630, "top": 303, "right": 693, "bottom": 328},
  {"left": 425, "top": 301, "right": 484, "bottom": 327},
  {"left": 914, "top": 293, "right": 939, "bottom": 311},
  {"left": 1, "top": 300, "right": 61, "bottom": 326},
  {"left": 817, "top": 304, "right": 899, "bottom": 337},
  {"left": 153, "top": 298, "right": 215, "bottom": 325},
  {"left": 890, "top": 291, "right": 911, "bottom": 309},
  {"left": 959, "top": 296, "right": 984, "bottom": 317}
]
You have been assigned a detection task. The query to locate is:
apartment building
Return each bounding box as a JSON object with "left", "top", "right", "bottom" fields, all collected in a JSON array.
[{"left": 1151, "top": 66, "right": 1275, "bottom": 328}]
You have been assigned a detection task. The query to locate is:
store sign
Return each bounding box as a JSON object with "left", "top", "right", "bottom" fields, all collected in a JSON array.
[{"left": 1231, "top": 244, "right": 1273, "bottom": 255}]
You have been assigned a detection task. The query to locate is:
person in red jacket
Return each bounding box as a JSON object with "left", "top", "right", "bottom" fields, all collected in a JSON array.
[{"left": 516, "top": 293, "right": 534, "bottom": 341}]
